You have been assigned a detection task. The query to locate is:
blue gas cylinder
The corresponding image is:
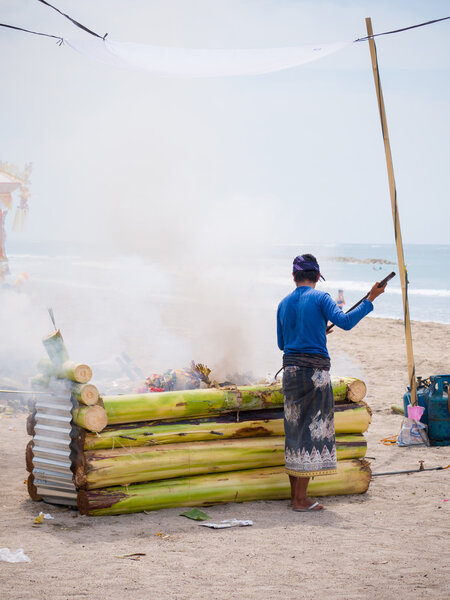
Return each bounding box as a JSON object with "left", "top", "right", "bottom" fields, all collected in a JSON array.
[
  {"left": 403, "top": 375, "right": 450, "bottom": 446},
  {"left": 403, "top": 379, "right": 431, "bottom": 425},
  {"left": 427, "top": 375, "right": 450, "bottom": 446}
]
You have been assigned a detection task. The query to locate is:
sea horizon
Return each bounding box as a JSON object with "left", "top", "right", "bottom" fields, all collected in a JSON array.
[{"left": 4, "top": 239, "right": 450, "bottom": 325}]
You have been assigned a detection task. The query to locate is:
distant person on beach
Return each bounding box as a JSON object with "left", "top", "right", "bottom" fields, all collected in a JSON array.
[
  {"left": 14, "top": 271, "right": 29, "bottom": 288},
  {"left": 336, "top": 289, "right": 345, "bottom": 309},
  {"left": 277, "top": 253, "right": 386, "bottom": 512},
  {"left": 0, "top": 264, "right": 10, "bottom": 289}
]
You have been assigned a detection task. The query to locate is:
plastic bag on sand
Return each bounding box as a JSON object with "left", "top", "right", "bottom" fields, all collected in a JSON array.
[
  {"left": 200, "top": 519, "right": 253, "bottom": 529},
  {"left": 0, "top": 548, "right": 31, "bottom": 563},
  {"left": 397, "top": 418, "right": 430, "bottom": 447}
]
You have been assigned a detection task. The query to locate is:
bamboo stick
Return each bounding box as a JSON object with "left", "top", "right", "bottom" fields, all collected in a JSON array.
[
  {"left": 365, "top": 17, "right": 417, "bottom": 405},
  {"left": 77, "top": 459, "right": 371, "bottom": 516},
  {"left": 75, "top": 434, "right": 367, "bottom": 490}
]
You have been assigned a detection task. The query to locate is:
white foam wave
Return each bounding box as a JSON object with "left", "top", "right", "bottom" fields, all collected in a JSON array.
[
  {"left": 71, "top": 261, "right": 119, "bottom": 269},
  {"left": 31, "top": 277, "right": 121, "bottom": 292},
  {"left": 259, "top": 277, "right": 450, "bottom": 299},
  {"left": 322, "top": 280, "right": 450, "bottom": 299},
  {"left": 30, "top": 277, "right": 191, "bottom": 303},
  {"left": 409, "top": 288, "right": 450, "bottom": 298},
  {"left": 8, "top": 253, "right": 55, "bottom": 260}
]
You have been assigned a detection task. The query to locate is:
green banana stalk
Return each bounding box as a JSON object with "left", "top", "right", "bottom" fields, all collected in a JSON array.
[
  {"left": 80, "top": 403, "right": 370, "bottom": 450},
  {"left": 102, "top": 380, "right": 352, "bottom": 426},
  {"left": 77, "top": 459, "right": 371, "bottom": 516},
  {"left": 76, "top": 434, "right": 367, "bottom": 490}
]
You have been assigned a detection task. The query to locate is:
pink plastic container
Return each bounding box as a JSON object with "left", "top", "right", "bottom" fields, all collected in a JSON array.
[{"left": 407, "top": 404, "right": 425, "bottom": 421}]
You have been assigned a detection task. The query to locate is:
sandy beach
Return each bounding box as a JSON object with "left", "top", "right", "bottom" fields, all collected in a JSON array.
[{"left": 1, "top": 316, "right": 449, "bottom": 600}]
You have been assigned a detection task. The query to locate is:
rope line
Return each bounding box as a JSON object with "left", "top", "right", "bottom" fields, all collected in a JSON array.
[
  {"left": 36, "top": 0, "right": 107, "bottom": 39},
  {"left": 355, "top": 15, "right": 450, "bottom": 42},
  {"left": 0, "top": 22, "right": 63, "bottom": 44},
  {"left": 0, "top": 10, "right": 448, "bottom": 48}
]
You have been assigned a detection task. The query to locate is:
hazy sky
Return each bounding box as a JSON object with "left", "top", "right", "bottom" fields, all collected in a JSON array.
[{"left": 2, "top": 0, "right": 449, "bottom": 251}]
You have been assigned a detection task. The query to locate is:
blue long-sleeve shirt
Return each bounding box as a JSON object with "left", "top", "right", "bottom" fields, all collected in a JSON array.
[{"left": 277, "top": 286, "right": 373, "bottom": 359}]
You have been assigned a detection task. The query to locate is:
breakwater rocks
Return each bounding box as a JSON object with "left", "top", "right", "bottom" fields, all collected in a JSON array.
[{"left": 327, "top": 256, "right": 395, "bottom": 265}]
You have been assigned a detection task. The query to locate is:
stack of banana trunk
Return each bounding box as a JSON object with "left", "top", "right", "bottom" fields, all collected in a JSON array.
[
  {"left": 26, "top": 332, "right": 372, "bottom": 516},
  {"left": 73, "top": 379, "right": 371, "bottom": 516}
]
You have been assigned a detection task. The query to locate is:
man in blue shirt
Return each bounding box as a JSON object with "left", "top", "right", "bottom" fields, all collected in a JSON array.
[{"left": 277, "top": 253, "right": 386, "bottom": 511}]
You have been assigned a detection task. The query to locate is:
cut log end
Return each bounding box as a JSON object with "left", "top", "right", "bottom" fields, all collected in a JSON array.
[
  {"left": 85, "top": 405, "right": 107, "bottom": 432},
  {"left": 25, "top": 440, "right": 34, "bottom": 472},
  {"left": 77, "top": 460, "right": 371, "bottom": 516},
  {"left": 42, "top": 329, "right": 70, "bottom": 367},
  {"left": 59, "top": 361, "right": 93, "bottom": 383},
  {"left": 74, "top": 464, "right": 87, "bottom": 490},
  {"left": 73, "top": 405, "right": 108, "bottom": 433},
  {"left": 27, "top": 474, "right": 42, "bottom": 502},
  {"left": 77, "top": 490, "right": 89, "bottom": 515},
  {"left": 357, "top": 458, "right": 372, "bottom": 475},
  {"left": 346, "top": 379, "right": 367, "bottom": 403},
  {"left": 360, "top": 399, "right": 372, "bottom": 419},
  {"left": 71, "top": 425, "right": 86, "bottom": 451},
  {"left": 73, "top": 384, "right": 99, "bottom": 406},
  {"left": 26, "top": 411, "right": 36, "bottom": 436},
  {"left": 73, "top": 364, "right": 93, "bottom": 384},
  {"left": 77, "top": 489, "right": 127, "bottom": 515},
  {"left": 42, "top": 329, "right": 62, "bottom": 343}
]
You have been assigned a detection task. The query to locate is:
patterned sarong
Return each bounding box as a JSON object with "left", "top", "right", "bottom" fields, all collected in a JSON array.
[{"left": 283, "top": 364, "right": 337, "bottom": 478}]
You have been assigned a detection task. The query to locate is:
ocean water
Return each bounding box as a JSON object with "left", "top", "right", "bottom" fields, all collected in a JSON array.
[
  {"left": 4, "top": 240, "right": 450, "bottom": 325},
  {"left": 263, "top": 243, "right": 450, "bottom": 325},
  {"left": 1, "top": 240, "right": 448, "bottom": 384}
]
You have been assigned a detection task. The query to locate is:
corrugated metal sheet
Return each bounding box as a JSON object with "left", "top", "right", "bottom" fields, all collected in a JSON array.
[{"left": 31, "top": 382, "right": 78, "bottom": 507}]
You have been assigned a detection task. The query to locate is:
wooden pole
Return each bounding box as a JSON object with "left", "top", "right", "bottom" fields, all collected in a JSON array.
[{"left": 365, "top": 17, "right": 417, "bottom": 405}]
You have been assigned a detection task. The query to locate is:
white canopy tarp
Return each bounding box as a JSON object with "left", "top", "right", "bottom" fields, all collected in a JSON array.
[
  {"left": 66, "top": 37, "right": 350, "bottom": 77},
  {"left": 0, "top": 171, "right": 22, "bottom": 195}
]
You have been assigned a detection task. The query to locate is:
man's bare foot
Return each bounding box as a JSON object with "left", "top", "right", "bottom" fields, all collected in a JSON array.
[{"left": 292, "top": 499, "right": 324, "bottom": 511}]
